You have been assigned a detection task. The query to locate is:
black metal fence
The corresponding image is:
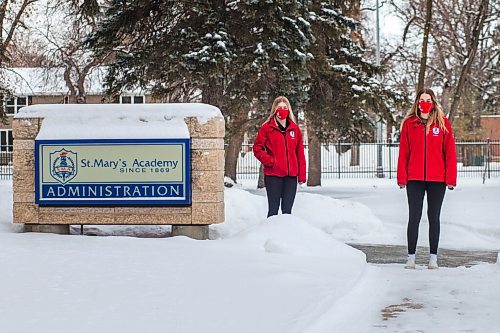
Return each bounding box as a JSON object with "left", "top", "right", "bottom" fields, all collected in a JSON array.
[
  {"left": 0, "top": 145, "right": 13, "bottom": 180},
  {"left": 236, "top": 141, "right": 500, "bottom": 180},
  {"left": 1, "top": 142, "right": 499, "bottom": 181}
]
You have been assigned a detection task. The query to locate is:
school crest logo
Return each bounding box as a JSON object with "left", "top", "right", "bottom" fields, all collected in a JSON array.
[
  {"left": 432, "top": 127, "right": 440, "bottom": 136},
  {"left": 50, "top": 149, "right": 77, "bottom": 184},
  {"left": 290, "top": 130, "right": 296, "bottom": 139}
]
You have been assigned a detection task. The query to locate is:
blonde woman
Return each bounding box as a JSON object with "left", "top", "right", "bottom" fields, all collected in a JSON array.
[
  {"left": 253, "top": 96, "right": 306, "bottom": 217},
  {"left": 397, "top": 88, "right": 457, "bottom": 269}
]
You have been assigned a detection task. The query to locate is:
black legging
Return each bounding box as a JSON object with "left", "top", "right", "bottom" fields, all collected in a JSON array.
[
  {"left": 406, "top": 180, "right": 446, "bottom": 255},
  {"left": 264, "top": 175, "right": 298, "bottom": 217}
]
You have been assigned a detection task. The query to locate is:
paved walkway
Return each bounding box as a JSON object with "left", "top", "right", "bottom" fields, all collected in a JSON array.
[{"left": 349, "top": 244, "right": 498, "bottom": 267}]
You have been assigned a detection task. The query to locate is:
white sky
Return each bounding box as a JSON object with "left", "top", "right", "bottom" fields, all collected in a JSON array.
[{"left": 362, "top": 0, "right": 406, "bottom": 47}]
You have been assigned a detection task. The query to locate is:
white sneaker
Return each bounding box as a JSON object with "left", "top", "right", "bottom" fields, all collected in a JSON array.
[
  {"left": 428, "top": 260, "right": 439, "bottom": 269},
  {"left": 405, "top": 259, "right": 416, "bottom": 269}
]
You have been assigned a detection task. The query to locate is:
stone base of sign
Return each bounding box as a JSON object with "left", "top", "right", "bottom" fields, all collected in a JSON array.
[
  {"left": 171, "top": 225, "right": 209, "bottom": 240},
  {"left": 24, "top": 224, "right": 70, "bottom": 235},
  {"left": 12, "top": 109, "right": 226, "bottom": 235}
]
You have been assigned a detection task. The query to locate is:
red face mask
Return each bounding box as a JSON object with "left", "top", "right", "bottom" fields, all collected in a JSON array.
[
  {"left": 418, "top": 101, "right": 434, "bottom": 114},
  {"left": 276, "top": 108, "right": 289, "bottom": 120}
]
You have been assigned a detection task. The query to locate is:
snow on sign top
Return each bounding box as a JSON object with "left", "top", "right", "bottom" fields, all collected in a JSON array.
[{"left": 15, "top": 103, "right": 222, "bottom": 140}]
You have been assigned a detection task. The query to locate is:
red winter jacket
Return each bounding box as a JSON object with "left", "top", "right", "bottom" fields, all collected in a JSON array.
[
  {"left": 397, "top": 115, "right": 457, "bottom": 186},
  {"left": 253, "top": 118, "right": 307, "bottom": 183}
]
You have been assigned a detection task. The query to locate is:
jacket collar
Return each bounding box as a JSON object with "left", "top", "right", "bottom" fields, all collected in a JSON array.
[
  {"left": 409, "top": 115, "right": 427, "bottom": 125},
  {"left": 269, "top": 117, "right": 299, "bottom": 131}
]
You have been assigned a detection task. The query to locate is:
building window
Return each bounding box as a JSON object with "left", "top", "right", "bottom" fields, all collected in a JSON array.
[
  {"left": 5, "top": 96, "right": 31, "bottom": 115},
  {"left": 114, "top": 95, "right": 145, "bottom": 104},
  {"left": 0, "top": 130, "right": 13, "bottom": 152}
]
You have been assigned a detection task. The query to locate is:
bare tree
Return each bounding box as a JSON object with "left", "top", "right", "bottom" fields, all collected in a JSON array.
[
  {"left": 447, "top": 0, "right": 490, "bottom": 123},
  {"left": 8, "top": 36, "right": 49, "bottom": 67},
  {"left": 385, "top": 0, "right": 498, "bottom": 135},
  {"left": 27, "top": 1, "right": 113, "bottom": 104},
  {"left": 0, "top": 0, "right": 38, "bottom": 120},
  {"left": 416, "top": 0, "right": 432, "bottom": 91}
]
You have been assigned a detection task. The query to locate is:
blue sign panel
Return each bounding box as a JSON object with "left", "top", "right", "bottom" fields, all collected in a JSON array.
[{"left": 35, "top": 139, "right": 191, "bottom": 205}]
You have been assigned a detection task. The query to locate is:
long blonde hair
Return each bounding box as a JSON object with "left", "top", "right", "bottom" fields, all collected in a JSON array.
[
  {"left": 265, "top": 96, "right": 297, "bottom": 124},
  {"left": 402, "top": 88, "right": 448, "bottom": 134}
]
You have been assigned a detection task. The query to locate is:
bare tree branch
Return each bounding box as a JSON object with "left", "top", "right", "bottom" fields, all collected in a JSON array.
[
  {"left": 416, "top": 0, "right": 432, "bottom": 91},
  {"left": 448, "top": 0, "right": 490, "bottom": 122}
]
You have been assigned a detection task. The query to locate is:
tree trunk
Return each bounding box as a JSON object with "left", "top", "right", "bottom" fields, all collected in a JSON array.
[
  {"left": 448, "top": 0, "right": 489, "bottom": 124},
  {"left": 350, "top": 143, "right": 360, "bottom": 166},
  {"left": 306, "top": 120, "right": 321, "bottom": 186},
  {"left": 441, "top": 80, "right": 452, "bottom": 112},
  {"left": 202, "top": 78, "right": 222, "bottom": 108},
  {"left": 462, "top": 145, "right": 473, "bottom": 167},
  {"left": 416, "top": 0, "right": 433, "bottom": 91},
  {"left": 257, "top": 164, "right": 265, "bottom": 189},
  {"left": 224, "top": 109, "right": 266, "bottom": 184},
  {"left": 224, "top": 124, "right": 246, "bottom": 184},
  {"left": 0, "top": 59, "right": 5, "bottom": 123},
  {"left": 0, "top": 94, "right": 5, "bottom": 124}
]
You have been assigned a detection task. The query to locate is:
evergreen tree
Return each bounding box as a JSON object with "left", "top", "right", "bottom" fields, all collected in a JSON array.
[
  {"left": 303, "top": 0, "right": 407, "bottom": 185},
  {"left": 306, "top": 0, "right": 403, "bottom": 142},
  {"left": 88, "top": 0, "right": 314, "bottom": 182},
  {"left": 88, "top": 0, "right": 406, "bottom": 184},
  {"left": 222, "top": 0, "right": 313, "bottom": 182},
  {"left": 89, "top": 0, "right": 313, "bottom": 104}
]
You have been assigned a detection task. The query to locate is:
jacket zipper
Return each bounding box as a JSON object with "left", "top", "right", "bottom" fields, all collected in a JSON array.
[
  {"left": 423, "top": 124, "right": 427, "bottom": 181},
  {"left": 283, "top": 130, "right": 290, "bottom": 176}
]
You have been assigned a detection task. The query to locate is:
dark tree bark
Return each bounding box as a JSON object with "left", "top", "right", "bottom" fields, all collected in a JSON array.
[
  {"left": 0, "top": 61, "right": 5, "bottom": 124},
  {"left": 350, "top": 143, "right": 360, "bottom": 166},
  {"left": 306, "top": 119, "right": 321, "bottom": 187},
  {"left": 224, "top": 116, "right": 263, "bottom": 184},
  {"left": 416, "top": 0, "right": 433, "bottom": 91},
  {"left": 257, "top": 164, "right": 265, "bottom": 189},
  {"left": 224, "top": 123, "right": 246, "bottom": 184},
  {"left": 448, "top": 0, "right": 489, "bottom": 124},
  {"left": 201, "top": 78, "right": 223, "bottom": 108}
]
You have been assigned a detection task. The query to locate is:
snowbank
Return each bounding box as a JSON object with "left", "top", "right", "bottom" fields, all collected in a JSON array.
[
  {"left": 234, "top": 214, "right": 366, "bottom": 260},
  {"left": 0, "top": 180, "right": 22, "bottom": 233},
  {"left": 225, "top": 214, "right": 384, "bottom": 333},
  {"left": 0, "top": 181, "right": 11, "bottom": 232},
  {"left": 211, "top": 187, "right": 384, "bottom": 242},
  {"left": 294, "top": 192, "right": 383, "bottom": 239},
  {"left": 211, "top": 187, "right": 267, "bottom": 239}
]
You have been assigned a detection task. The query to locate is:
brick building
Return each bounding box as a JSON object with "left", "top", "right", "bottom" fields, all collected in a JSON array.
[
  {"left": 1, "top": 67, "right": 155, "bottom": 154},
  {"left": 480, "top": 115, "right": 500, "bottom": 141}
]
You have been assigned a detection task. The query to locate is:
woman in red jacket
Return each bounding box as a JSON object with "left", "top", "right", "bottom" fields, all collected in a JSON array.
[
  {"left": 253, "top": 96, "right": 306, "bottom": 217},
  {"left": 397, "top": 88, "right": 457, "bottom": 270}
]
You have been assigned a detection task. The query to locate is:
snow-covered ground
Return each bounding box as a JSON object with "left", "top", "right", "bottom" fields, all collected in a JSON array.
[
  {"left": 372, "top": 263, "right": 500, "bottom": 333},
  {"left": 1, "top": 179, "right": 499, "bottom": 332},
  {"left": 238, "top": 177, "right": 500, "bottom": 251}
]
